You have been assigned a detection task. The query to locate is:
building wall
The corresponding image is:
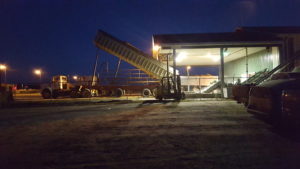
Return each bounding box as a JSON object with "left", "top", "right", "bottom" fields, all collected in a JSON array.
[
  {"left": 224, "top": 48, "right": 279, "bottom": 84},
  {"left": 279, "top": 34, "right": 300, "bottom": 55}
]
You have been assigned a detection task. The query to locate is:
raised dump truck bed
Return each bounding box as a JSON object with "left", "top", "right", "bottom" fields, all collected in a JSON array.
[{"left": 94, "top": 30, "right": 173, "bottom": 79}]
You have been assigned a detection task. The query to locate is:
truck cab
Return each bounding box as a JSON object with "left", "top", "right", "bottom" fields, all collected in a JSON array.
[{"left": 41, "top": 75, "right": 73, "bottom": 99}]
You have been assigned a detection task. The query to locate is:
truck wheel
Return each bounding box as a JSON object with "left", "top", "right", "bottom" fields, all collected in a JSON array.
[
  {"left": 52, "top": 90, "right": 59, "bottom": 99},
  {"left": 142, "top": 88, "right": 151, "bottom": 97},
  {"left": 41, "top": 89, "right": 52, "bottom": 99},
  {"left": 81, "top": 89, "right": 92, "bottom": 98},
  {"left": 115, "top": 88, "right": 124, "bottom": 97}
]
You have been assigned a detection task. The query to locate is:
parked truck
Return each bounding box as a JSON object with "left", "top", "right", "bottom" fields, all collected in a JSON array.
[
  {"left": 41, "top": 72, "right": 160, "bottom": 99},
  {"left": 41, "top": 75, "right": 92, "bottom": 99}
]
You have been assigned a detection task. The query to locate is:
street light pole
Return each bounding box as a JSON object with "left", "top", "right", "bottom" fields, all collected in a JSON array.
[
  {"left": 4, "top": 69, "right": 6, "bottom": 83},
  {"left": 0, "top": 64, "right": 7, "bottom": 84}
]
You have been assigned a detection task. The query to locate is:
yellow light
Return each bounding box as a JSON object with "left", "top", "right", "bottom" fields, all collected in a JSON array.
[
  {"left": 187, "top": 66, "right": 191, "bottom": 70},
  {"left": 153, "top": 45, "right": 161, "bottom": 51},
  {"left": 73, "top": 75, "right": 78, "bottom": 80},
  {"left": 0, "top": 64, "right": 7, "bottom": 70},
  {"left": 34, "top": 69, "right": 42, "bottom": 75}
]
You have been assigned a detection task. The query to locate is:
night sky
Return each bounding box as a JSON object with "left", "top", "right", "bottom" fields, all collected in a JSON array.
[{"left": 1, "top": 0, "right": 300, "bottom": 83}]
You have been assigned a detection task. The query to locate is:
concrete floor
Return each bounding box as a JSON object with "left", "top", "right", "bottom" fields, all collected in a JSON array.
[{"left": 0, "top": 100, "right": 300, "bottom": 169}]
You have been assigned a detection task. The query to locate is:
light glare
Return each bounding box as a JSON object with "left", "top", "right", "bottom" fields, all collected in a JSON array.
[
  {"left": 176, "top": 52, "right": 187, "bottom": 62},
  {"left": 153, "top": 45, "right": 161, "bottom": 51},
  {"left": 0, "top": 64, "right": 7, "bottom": 70},
  {"left": 34, "top": 69, "right": 42, "bottom": 75}
]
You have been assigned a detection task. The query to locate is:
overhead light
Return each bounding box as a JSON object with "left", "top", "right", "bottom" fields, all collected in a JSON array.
[
  {"left": 176, "top": 52, "right": 187, "bottom": 62},
  {"left": 212, "top": 57, "right": 220, "bottom": 62},
  {"left": 205, "top": 52, "right": 220, "bottom": 62},
  {"left": 223, "top": 48, "right": 229, "bottom": 57},
  {"left": 223, "top": 51, "right": 229, "bottom": 56},
  {"left": 153, "top": 45, "right": 161, "bottom": 51}
]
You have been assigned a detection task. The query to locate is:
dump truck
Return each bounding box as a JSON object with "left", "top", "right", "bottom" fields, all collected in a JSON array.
[{"left": 94, "top": 30, "right": 184, "bottom": 100}]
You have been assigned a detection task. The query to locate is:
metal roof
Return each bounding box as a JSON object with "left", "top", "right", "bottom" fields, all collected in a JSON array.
[
  {"left": 153, "top": 31, "right": 281, "bottom": 46},
  {"left": 236, "top": 26, "right": 300, "bottom": 34}
]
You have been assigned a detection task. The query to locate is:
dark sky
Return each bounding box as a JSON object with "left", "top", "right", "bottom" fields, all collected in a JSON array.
[{"left": 1, "top": 0, "right": 300, "bottom": 83}]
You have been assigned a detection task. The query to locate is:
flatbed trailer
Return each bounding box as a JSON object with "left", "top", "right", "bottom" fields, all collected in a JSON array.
[
  {"left": 93, "top": 69, "right": 160, "bottom": 97},
  {"left": 92, "top": 84, "right": 159, "bottom": 97}
]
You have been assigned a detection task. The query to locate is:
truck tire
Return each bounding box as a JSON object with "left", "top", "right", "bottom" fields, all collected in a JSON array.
[
  {"left": 142, "top": 88, "right": 151, "bottom": 97},
  {"left": 41, "top": 89, "right": 52, "bottom": 99},
  {"left": 115, "top": 88, "right": 124, "bottom": 97}
]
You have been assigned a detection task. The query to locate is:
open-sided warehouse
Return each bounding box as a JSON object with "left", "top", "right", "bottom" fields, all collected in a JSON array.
[{"left": 151, "top": 27, "right": 300, "bottom": 97}]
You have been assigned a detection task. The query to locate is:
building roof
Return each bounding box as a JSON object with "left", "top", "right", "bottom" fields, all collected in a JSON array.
[
  {"left": 153, "top": 31, "right": 281, "bottom": 45},
  {"left": 236, "top": 26, "right": 300, "bottom": 34}
]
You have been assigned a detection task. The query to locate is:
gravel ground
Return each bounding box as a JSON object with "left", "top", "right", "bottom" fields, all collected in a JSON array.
[{"left": 0, "top": 100, "right": 299, "bottom": 169}]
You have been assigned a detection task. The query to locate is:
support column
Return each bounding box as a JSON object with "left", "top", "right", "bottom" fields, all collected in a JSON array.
[
  {"left": 92, "top": 49, "right": 99, "bottom": 87},
  {"left": 220, "top": 48, "right": 225, "bottom": 98},
  {"left": 173, "top": 49, "right": 177, "bottom": 92},
  {"left": 245, "top": 47, "right": 249, "bottom": 78}
]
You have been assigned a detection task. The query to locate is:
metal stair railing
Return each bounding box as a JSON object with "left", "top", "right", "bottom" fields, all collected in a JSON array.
[
  {"left": 255, "top": 62, "right": 292, "bottom": 84},
  {"left": 201, "top": 81, "right": 221, "bottom": 93},
  {"left": 241, "top": 69, "right": 268, "bottom": 85}
]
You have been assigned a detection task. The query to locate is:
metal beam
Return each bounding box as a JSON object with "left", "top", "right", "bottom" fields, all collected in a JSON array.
[
  {"left": 160, "top": 43, "right": 282, "bottom": 50},
  {"left": 91, "top": 49, "right": 99, "bottom": 87},
  {"left": 173, "top": 49, "right": 177, "bottom": 93},
  {"left": 220, "top": 48, "right": 225, "bottom": 98}
]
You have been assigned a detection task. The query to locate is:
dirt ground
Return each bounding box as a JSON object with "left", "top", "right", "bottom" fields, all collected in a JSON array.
[{"left": 0, "top": 100, "right": 300, "bottom": 169}]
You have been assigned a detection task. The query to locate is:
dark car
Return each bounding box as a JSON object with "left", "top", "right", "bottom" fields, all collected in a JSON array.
[{"left": 247, "top": 67, "right": 300, "bottom": 126}]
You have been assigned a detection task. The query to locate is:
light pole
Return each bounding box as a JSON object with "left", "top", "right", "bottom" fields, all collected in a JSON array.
[
  {"left": 33, "top": 69, "right": 42, "bottom": 83},
  {"left": 0, "top": 64, "right": 7, "bottom": 84},
  {"left": 186, "top": 66, "right": 191, "bottom": 92}
]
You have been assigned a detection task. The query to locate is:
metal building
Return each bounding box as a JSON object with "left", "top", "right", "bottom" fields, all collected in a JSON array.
[{"left": 152, "top": 27, "right": 300, "bottom": 97}]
